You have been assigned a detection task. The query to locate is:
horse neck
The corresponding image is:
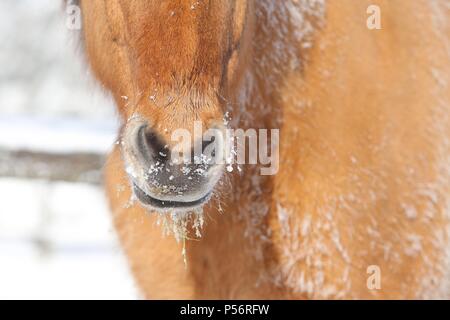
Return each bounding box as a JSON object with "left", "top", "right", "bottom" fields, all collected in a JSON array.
[{"left": 214, "top": 0, "right": 326, "bottom": 264}]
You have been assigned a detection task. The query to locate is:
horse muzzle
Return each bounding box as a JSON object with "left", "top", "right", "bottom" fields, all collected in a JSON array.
[{"left": 121, "top": 116, "right": 226, "bottom": 211}]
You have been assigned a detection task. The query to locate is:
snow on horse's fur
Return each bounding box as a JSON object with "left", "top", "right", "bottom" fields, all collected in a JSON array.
[{"left": 78, "top": 0, "right": 450, "bottom": 298}]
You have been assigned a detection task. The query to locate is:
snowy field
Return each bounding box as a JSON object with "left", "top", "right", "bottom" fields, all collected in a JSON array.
[
  {"left": 0, "top": 1, "right": 138, "bottom": 299},
  {"left": 0, "top": 179, "right": 137, "bottom": 300}
]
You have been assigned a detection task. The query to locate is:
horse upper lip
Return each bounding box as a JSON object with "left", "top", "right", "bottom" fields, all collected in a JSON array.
[{"left": 132, "top": 183, "right": 211, "bottom": 209}]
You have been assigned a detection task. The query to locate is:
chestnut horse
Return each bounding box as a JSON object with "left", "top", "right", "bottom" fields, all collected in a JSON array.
[{"left": 77, "top": 0, "right": 450, "bottom": 299}]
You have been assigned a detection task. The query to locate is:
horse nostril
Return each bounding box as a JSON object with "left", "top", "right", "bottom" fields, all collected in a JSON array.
[
  {"left": 124, "top": 121, "right": 224, "bottom": 207},
  {"left": 131, "top": 122, "right": 225, "bottom": 174},
  {"left": 202, "top": 136, "right": 216, "bottom": 158},
  {"left": 202, "top": 136, "right": 215, "bottom": 151},
  {"left": 137, "top": 125, "right": 169, "bottom": 162}
]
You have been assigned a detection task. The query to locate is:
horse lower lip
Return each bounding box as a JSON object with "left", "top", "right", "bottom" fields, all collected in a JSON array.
[{"left": 132, "top": 183, "right": 211, "bottom": 209}]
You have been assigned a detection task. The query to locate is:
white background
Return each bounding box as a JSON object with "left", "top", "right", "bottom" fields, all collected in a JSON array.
[{"left": 0, "top": 0, "right": 138, "bottom": 299}]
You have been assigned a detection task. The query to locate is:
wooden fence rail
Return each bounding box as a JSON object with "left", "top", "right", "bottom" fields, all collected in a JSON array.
[{"left": 0, "top": 148, "right": 105, "bottom": 184}]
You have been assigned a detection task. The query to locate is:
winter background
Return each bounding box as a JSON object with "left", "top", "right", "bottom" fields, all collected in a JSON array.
[{"left": 0, "top": 0, "right": 138, "bottom": 299}]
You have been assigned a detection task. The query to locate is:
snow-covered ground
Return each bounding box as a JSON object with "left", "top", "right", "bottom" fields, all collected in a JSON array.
[
  {"left": 0, "top": 1, "right": 138, "bottom": 299},
  {"left": 0, "top": 178, "right": 138, "bottom": 300}
]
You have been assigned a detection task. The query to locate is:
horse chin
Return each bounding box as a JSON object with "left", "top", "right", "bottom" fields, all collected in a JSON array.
[
  {"left": 132, "top": 182, "right": 213, "bottom": 212},
  {"left": 125, "top": 162, "right": 223, "bottom": 213}
]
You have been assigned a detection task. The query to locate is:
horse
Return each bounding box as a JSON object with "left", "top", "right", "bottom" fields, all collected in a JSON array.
[{"left": 76, "top": 0, "right": 450, "bottom": 299}]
